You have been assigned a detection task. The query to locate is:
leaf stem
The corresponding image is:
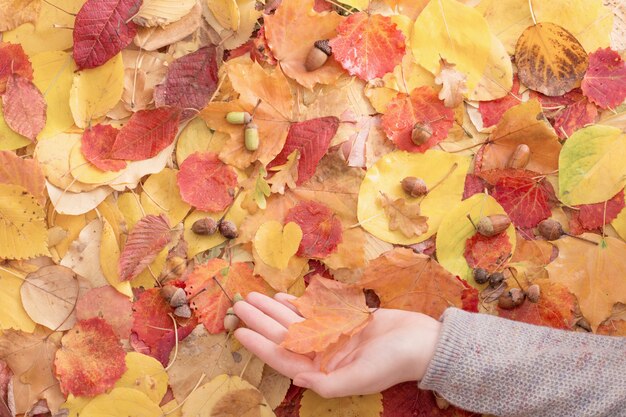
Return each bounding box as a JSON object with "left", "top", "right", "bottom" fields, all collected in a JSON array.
[{"left": 528, "top": 0, "right": 537, "bottom": 25}]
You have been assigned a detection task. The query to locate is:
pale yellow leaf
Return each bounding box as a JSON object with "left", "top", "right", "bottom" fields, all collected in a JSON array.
[
  {"left": 80, "top": 388, "right": 162, "bottom": 417},
  {"left": 115, "top": 352, "right": 168, "bottom": 404},
  {"left": 69, "top": 141, "right": 126, "bottom": 185},
  {"left": 134, "top": 0, "right": 197, "bottom": 26},
  {"left": 207, "top": 0, "right": 240, "bottom": 31},
  {"left": 0, "top": 267, "right": 36, "bottom": 331},
  {"left": 100, "top": 218, "right": 133, "bottom": 297}
]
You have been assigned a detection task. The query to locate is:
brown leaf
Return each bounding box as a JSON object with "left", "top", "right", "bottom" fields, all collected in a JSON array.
[
  {"left": 0, "top": 0, "right": 40, "bottom": 31},
  {"left": 379, "top": 192, "right": 428, "bottom": 238}
]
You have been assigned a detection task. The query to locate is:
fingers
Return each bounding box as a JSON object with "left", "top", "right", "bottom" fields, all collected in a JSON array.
[
  {"left": 274, "top": 292, "right": 300, "bottom": 313},
  {"left": 234, "top": 328, "right": 316, "bottom": 379},
  {"left": 293, "top": 360, "right": 380, "bottom": 398},
  {"left": 246, "top": 292, "right": 304, "bottom": 328},
  {"left": 233, "top": 301, "right": 287, "bottom": 344}
]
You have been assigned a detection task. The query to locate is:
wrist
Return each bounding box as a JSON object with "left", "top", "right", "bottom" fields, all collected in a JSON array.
[{"left": 413, "top": 315, "right": 443, "bottom": 381}]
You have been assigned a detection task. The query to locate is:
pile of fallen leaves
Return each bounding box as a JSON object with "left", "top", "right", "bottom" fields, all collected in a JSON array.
[{"left": 0, "top": 0, "right": 625, "bottom": 415}]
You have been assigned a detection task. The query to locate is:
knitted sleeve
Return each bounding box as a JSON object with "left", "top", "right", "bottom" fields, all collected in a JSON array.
[{"left": 418, "top": 308, "right": 626, "bottom": 417}]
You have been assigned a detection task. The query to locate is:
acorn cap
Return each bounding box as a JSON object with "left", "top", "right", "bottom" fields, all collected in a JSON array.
[{"left": 314, "top": 39, "right": 332, "bottom": 55}]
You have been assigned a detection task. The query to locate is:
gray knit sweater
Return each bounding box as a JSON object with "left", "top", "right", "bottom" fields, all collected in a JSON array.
[{"left": 419, "top": 308, "right": 626, "bottom": 417}]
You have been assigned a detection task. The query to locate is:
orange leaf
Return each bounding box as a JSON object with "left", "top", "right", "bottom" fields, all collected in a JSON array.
[
  {"left": 379, "top": 192, "right": 429, "bottom": 238},
  {"left": 81, "top": 124, "right": 127, "bottom": 172},
  {"left": 464, "top": 232, "right": 512, "bottom": 273},
  {"left": 0, "top": 151, "right": 45, "bottom": 205},
  {"left": 282, "top": 276, "right": 371, "bottom": 358}
]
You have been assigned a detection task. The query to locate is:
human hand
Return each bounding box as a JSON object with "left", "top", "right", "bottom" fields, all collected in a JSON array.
[{"left": 233, "top": 292, "right": 442, "bottom": 398}]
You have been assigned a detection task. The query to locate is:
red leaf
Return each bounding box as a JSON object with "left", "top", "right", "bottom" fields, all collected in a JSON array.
[
  {"left": 458, "top": 276, "right": 479, "bottom": 313},
  {"left": 118, "top": 214, "right": 172, "bottom": 281},
  {"left": 491, "top": 172, "right": 555, "bottom": 228},
  {"left": 382, "top": 382, "right": 480, "bottom": 417},
  {"left": 569, "top": 190, "right": 625, "bottom": 233},
  {"left": 72, "top": 0, "right": 141, "bottom": 70},
  {"left": 110, "top": 107, "right": 181, "bottom": 160},
  {"left": 464, "top": 233, "right": 512, "bottom": 273},
  {"left": 131, "top": 288, "right": 197, "bottom": 365},
  {"left": 462, "top": 174, "right": 487, "bottom": 200},
  {"left": 154, "top": 46, "right": 219, "bottom": 120},
  {"left": 177, "top": 152, "right": 238, "bottom": 212},
  {"left": 381, "top": 86, "right": 454, "bottom": 152},
  {"left": 81, "top": 124, "right": 127, "bottom": 172},
  {"left": 76, "top": 286, "right": 133, "bottom": 340},
  {"left": 268, "top": 117, "right": 339, "bottom": 185},
  {"left": 54, "top": 318, "right": 127, "bottom": 397},
  {"left": 329, "top": 12, "right": 405, "bottom": 81},
  {"left": 478, "top": 76, "right": 521, "bottom": 128},
  {"left": 284, "top": 200, "right": 342, "bottom": 258},
  {"left": 532, "top": 89, "right": 598, "bottom": 139},
  {"left": 185, "top": 259, "right": 271, "bottom": 333},
  {"left": 274, "top": 384, "right": 304, "bottom": 417},
  {"left": 581, "top": 48, "right": 626, "bottom": 109},
  {"left": 2, "top": 75, "right": 46, "bottom": 141},
  {"left": 0, "top": 42, "right": 32, "bottom": 94}
]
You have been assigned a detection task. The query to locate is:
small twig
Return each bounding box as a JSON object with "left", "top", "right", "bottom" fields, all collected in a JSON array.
[{"left": 212, "top": 276, "right": 233, "bottom": 304}]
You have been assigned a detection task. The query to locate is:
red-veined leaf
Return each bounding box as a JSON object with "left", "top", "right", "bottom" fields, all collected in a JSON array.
[
  {"left": 284, "top": 200, "right": 342, "bottom": 258},
  {"left": 464, "top": 232, "right": 512, "bottom": 273},
  {"left": 569, "top": 190, "right": 625, "bottom": 234},
  {"left": 462, "top": 174, "right": 488, "bottom": 200},
  {"left": 0, "top": 42, "right": 32, "bottom": 94},
  {"left": 177, "top": 152, "right": 238, "bottom": 212},
  {"left": 154, "top": 46, "right": 219, "bottom": 119},
  {"left": 2, "top": 75, "right": 46, "bottom": 141},
  {"left": 110, "top": 107, "right": 180, "bottom": 160},
  {"left": 81, "top": 124, "right": 127, "bottom": 172},
  {"left": 268, "top": 117, "right": 339, "bottom": 185},
  {"left": 478, "top": 76, "right": 521, "bottom": 128},
  {"left": 118, "top": 214, "right": 172, "bottom": 281},
  {"left": 581, "top": 48, "right": 626, "bottom": 109},
  {"left": 329, "top": 12, "right": 405, "bottom": 81},
  {"left": 72, "top": 0, "right": 141, "bottom": 70},
  {"left": 532, "top": 89, "right": 598, "bottom": 139}
]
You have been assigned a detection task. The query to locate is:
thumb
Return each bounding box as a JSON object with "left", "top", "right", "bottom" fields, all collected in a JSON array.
[{"left": 293, "top": 361, "right": 377, "bottom": 398}]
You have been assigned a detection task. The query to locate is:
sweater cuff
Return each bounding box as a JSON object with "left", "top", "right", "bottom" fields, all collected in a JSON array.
[{"left": 418, "top": 308, "right": 473, "bottom": 392}]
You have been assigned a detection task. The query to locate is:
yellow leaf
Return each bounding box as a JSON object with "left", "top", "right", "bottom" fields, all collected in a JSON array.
[
  {"left": 31, "top": 51, "right": 76, "bottom": 140},
  {"left": 70, "top": 53, "right": 124, "bottom": 128},
  {"left": 299, "top": 389, "right": 382, "bottom": 417},
  {"left": 253, "top": 247, "right": 308, "bottom": 292},
  {"left": 182, "top": 374, "right": 274, "bottom": 417},
  {"left": 435, "top": 193, "right": 516, "bottom": 284},
  {"left": 0, "top": 101, "right": 30, "bottom": 150},
  {"left": 411, "top": 0, "right": 492, "bottom": 92},
  {"left": 175, "top": 118, "right": 228, "bottom": 164},
  {"left": 100, "top": 218, "right": 132, "bottom": 297},
  {"left": 134, "top": 0, "right": 197, "bottom": 27},
  {"left": 61, "top": 394, "right": 90, "bottom": 417},
  {"left": 207, "top": 0, "right": 240, "bottom": 31},
  {"left": 477, "top": 0, "right": 534, "bottom": 54},
  {"left": 115, "top": 352, "right": 168, "bottom": 404},
  {"left": 117, "top": 192, "right": 144, "bottom": 231},
  {"left": 357, "top": 150, "right": 470, "bottom": 245},
  {"left": 3, "top": 0, "right": 85, "bottom": 54},
  {"left": 204, "top": 0, "right": 262, "bottom": 50},
  {"left": 254, "top": 221, "right": 303, "bottom": 270},
  {"left": 69, "top": 141, "right": 125, "bottom": 185},
  {"left": 468, "top": 34, "right": 513, "bottom": 101},
  {"left": 140, "top": 168, "right": 191, "bottom": 225},
  {"left": 339, "top": 0, "right": 369, "bottom": 9},
  {"left": 0, "top": 184, "right": 49, "bottom": 260},
  {"left": 515, "top": 22, "right": 588, "bottom": 97},
  {"left": 97, "top": 196, "right": 126, "bottom": 245},
  {"left": 79, "top": 388, "right": 162, "bottom": 417},
  {"left": 0, "top": 267, "right": 36, "bottom": 332},
  {"left": 131, "top": 247, "right": 167, "bottom": 289},
  {"left": 558, "top": 125, "right": 626, "bottom": 205}
]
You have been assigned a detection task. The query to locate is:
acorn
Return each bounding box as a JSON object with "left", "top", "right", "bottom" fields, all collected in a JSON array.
[
  {"left": 192, "top": 217, "right": 218, "bottom": 235},
  {"left": 506, "top": 144, "right": 531, "bottom": 169},
  {"left": 305, "top": 40, "right": 332, "bottom": 72},
  {"left": 537, "top": 219, "right": 564, "bottom": 241},
  {"left": 476, "top": 214, "right": 511, "bottom": 237},
  {"left": 401, "top": 176, "right": 428, "bottom": 197},
  {"left": 473, "top": 268, "right": 489, "bottom": 285},
  {"left": 218, "top": 220, "right": 238, "bottom": 239},
  {"left": 225, "top": 111, "right": 252, "bottom": 125},
  {"left": 160, "top": 285, "right": 178, "bottom": 301},
  {"left": 488, "top": 271, "right": 505, "bottom": 287},
  {"left": 498, "top": 287, "right": 525, "bottom": 310},
  {"left": 169, "top": 287, "right": 188, "bottom": 308},
  {"left": 174, "top": 304, "right": 192, "bottom": 318},
  {"left": 224, "top": 307, "right": 240, "bottom": 332},
  {"left": 411, "top": 123, "right": 433, "bottom": 146},
  {"left": 526, "top": 284, "right": 541, "bottom": 303},
  {"left": 244, "top": 122, "right": 259, "bottom": 151}
]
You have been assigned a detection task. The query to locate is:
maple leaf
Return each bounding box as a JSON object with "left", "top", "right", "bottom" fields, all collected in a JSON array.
[
  {"left": 177, "top": 151, "right": 238, "bottom": 212},
  {"left": 131, "top": 288, "right": 196, "bottom": 365},
  {"left": 268, "top": 150, "right": 299, "bottom": 195},
  {"left": 110, "top": 107, "right": 180, "bottom": 161},
  {"left": 185, "top": 259, "right": 271, "bottom": 333},
  {"left": 546, "top": 234, "right": 626, "bottom": 331},
  {"left": 2, "top": 75, "right": 46, "bottom": 141},
  {"left": 435, "top": 59, "right": 468, "bottom": 108},
  {"left": 490, "top": 171, "right": 556, "bottom": 228},
  {"left": 76, "top": 286, "right": 133, "bottom": 340},
  {"left": 81, "top": 124, "right": 127, "bottom": 172},
  {"left": 0, "top": 42, "right": 32, "bottom": 93},
  {"left": 568, "top": 190, "right": 625, "bottom": 234},
  {"left": 379, "top": 192, "right": 429, "bottom": 239},
  {"left": 359, "top": 248, "right": 466, "bottom": 317},
  {"left": 284, "top": 200, "right": 343, "bottom": 258},
  {"left": 329, "top": 12, "right": 405, "bottom": 81},
  {"left": 281, "top": 276, "right": 372, "bottom": 363},
  {"left": 381, "top": 86, "right": 454, "bottom": 153},
  {"left": 581, "top": 47, "right": 626, "bottom": 109},
  {"left": 54, "top": 317, "right": 127, "bottom": 397},
  {"left": 532, "top": 89, "right": 599, "bottom": 139},
  {"left": 72, "top": 0, "right": 141, "bottom": 70},
  {"left": 464, "top": 232, "right": 512, "bottom": 273},
  {"left": 154, "top": 46, "right": 219, "bottom": 119},
  {"left": 268, "top": 117, "right": 339, "bottom": 186},
  {"left": 118, "top": 214, "right": 172, "bottom": 281}
]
